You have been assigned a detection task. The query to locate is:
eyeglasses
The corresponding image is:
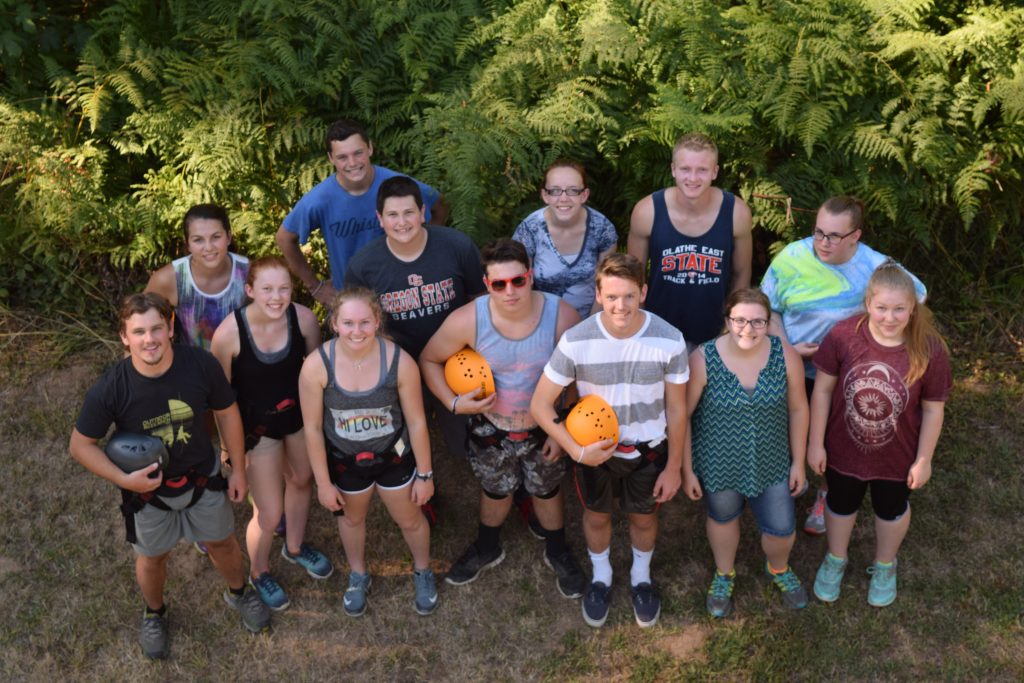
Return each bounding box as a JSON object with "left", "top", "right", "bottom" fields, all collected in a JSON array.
[
  {"left": 727, "top": 316, "right": 768, "bottom": 330},
  {"left": 486, "top": 270, "right": 531, "bottom": 291},
  {"left": 812, "top": 228, "right": 858, "bottom": 245},
  {"left": 543, "top": 187, "right": 585, "bottom": 197}
]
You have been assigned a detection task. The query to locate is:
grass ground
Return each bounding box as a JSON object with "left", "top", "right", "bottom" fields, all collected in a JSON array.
[{"left": 1, "top": 309, "right": 1022, "bottom": 682}]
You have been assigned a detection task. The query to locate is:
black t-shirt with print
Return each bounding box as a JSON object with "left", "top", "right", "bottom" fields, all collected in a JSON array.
[{"left": 76, "top": 345, "right": 236, "bottom": 492}]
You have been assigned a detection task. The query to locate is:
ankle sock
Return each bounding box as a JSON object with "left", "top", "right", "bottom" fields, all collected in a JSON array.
[
  {"left": 145, "top": 604, "right": 166, "bottom": 616},
  {"left": 229, "top": 584, "right": 245, "bottom": 597}
]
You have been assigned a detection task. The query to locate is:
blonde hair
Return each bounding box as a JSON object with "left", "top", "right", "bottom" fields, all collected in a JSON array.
[
  {"left": 857, "top": 261, "right": 947, "bottom": 385},
  {"left": 330, "top": 286, "right": 384, "bottom": 334},
  {"left": 672, "top": 132, "right": 718, "bottom": 160}
]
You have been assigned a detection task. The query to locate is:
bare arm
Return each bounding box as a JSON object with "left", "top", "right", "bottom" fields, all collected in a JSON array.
[
  {"left": 681, "top": 348, "right": 707, "bottom": 500},
  {"left": 429, "top": 193, "right": 450, "bottom": 226},
  {"left": 69, "top": 428, "right": 162, "bottom": 493},
  {"left": 212, "top": 403, "right": 247, "bottom": 502},
  {"left": 529, "top": 375, "right": 615, "bottom": 466},
  {"left": 298, "top": 349, "right": 346, "bottom": 511},
  {"left": 418, "top": 303, "right": 495, "bottom": 415},
  {"left": 396, "top": 347, "right": 434, "bottom": 505},
  {"left": 908, "top": 400, "right": 945, "bottom": 490},
  {"left": 295, "top": 304, "right": 322, "bottom": 355},
  {"left": 783, "top": 342, "right": 809, "bottom": 494},
  {"left": 730, "top": 197, "right": 753, "bottom": 292},
  {"left": 209, "top": 315, "right": 240, "bottom": 383},
  {"left": 627, "top": 196, "right": 654, "bottom": 278},
  {"left": 144, "top": 264, "right": 178, "bottom": 307},
  {"left": 275, "top": 225, "right": 337, "bottom": 306},
  {"left": 807, "top": 372, "right": 838, "bottom": 475},
  {"left": 653, "top": 379, "right": 687, "bottom": 503}
]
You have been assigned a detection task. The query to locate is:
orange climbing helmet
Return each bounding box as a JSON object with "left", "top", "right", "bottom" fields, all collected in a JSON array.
[
  {"left": 444, "top": 347, "right": 495, "bottom": 398},
  {"left": 565, "top": 394, "right": 619, "bottom": 446}
]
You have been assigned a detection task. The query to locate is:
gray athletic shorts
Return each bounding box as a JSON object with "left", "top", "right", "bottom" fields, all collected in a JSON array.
[
  {"left": 466, "top": 417, "right": 565, "bottom": 497},
  {"left": 132, "top": 479, "right": 235, "bottom": 557}
]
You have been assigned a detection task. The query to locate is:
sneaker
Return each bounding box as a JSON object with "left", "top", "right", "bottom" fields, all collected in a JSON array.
[
  {"left": 813, "top": 553, "right": 848, "bottom": 603},
  {"left": 281, "top": 543, "right": 334, "bottom": 580},
  {"left": 413, "top": 569, "right": 439, "bottom": 615},
  {"left": 343, "top": 571, "right": 372, "bottom": 617},
  {"left": 765, "top": 563, "right": 808, "bottom": 610},
  {"left": 445, "top": 543, "right": 505, "bottom": 586},
  {"left": 631, "top": 582, "right": 661, "bottom": 628},
  {"left": 516, "top": 496, "right": 545, "bottom": 540},
  {"left": 544, "top": 549, "right": 586, "bottom": 599},
  {"left": 139, "top": 609, "right": 169, "bottom": 659},
  {"left": 706, "top": 571, "right": 736, "bottom": 618},
  {"left": 867, "top": 560, "right": 898, "bottom": 607},
  {"left": 223, "top": 587, "right": 271, "bottom": 633},
  {"left": 804, "top": 489, "right": 828, "bottom": 536},
  {"left": 582, "top": 581, "right": 611, "bottom": 627},
  {"left": 193, "top": 541, "right": 208, "bottom": 556},
  {"left": 249, "top": 572, "right": 290, "bottom": 611},
  {"left": 274, "top": 514, "right": 286, "bottom": 538}
]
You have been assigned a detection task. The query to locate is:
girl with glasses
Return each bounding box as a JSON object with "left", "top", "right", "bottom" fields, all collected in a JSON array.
[{"left": 683, "top": 288, "right": 810, "bottom": 617}]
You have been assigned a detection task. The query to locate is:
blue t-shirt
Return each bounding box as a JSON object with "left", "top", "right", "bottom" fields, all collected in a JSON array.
[
  {"left": 760, "top": 238, "right": 927, "bottom": 378},
  {"left": 282, "top": 165, "right": 439, "bottom": 287}
]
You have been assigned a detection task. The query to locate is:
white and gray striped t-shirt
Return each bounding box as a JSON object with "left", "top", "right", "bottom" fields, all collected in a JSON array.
[{"left": 543, "top": 311, "right": 689, "bottom": 455}]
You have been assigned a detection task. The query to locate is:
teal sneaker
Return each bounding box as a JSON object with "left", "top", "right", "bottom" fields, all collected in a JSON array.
[
  {"left": 765, "top": 563, "right": 808, "bottom": 610},
  {"left": 249, "top": 572, "right": 290, "bottom": 611},
  {"left": 706, "top": 571, "right": 736, "bottom": 618},
  {"left": 281, "top": 543, "right": 334, "bottom": 580},
  {"left": 813, "top": 553, "right": 848, "bottom": 603},
  {"left": 343, "top": 571, "right": 371, "bottom": 617},
  {"left": 867, "top": 560, "right": 898, "bottom": 607}
]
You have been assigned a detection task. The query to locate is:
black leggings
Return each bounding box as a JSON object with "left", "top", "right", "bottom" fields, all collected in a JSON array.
[{"left": 825, "top": 468, "right": 910, "bottom": 521}]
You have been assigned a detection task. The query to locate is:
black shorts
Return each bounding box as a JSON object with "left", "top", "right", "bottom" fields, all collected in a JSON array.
[
  {"left": 241, "top": 401, "right": 303, "bottom": 452},
  {"left": 573, "top": 443, "right": 668, "bottom": 515},
  {"left": 825, "top": 468, "right": 910, "bottom": 521},
  {"left": 328, "top": 449, "right": 416, "bottom": 494}
]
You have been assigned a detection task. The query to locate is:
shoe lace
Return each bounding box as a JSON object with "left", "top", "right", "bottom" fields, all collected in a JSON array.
[
  {"left": 709, "top": 574, "right": 734, "bottom": 599},
  {"left": 867, "top": 564, "right": 895, "bottom": 581},
  {"left": 254, "top": 575, "right": 283, "bottom": 598},
  {"left": 773, "top": 569, "right": 801, "bottom": 593},
  {"left": 347, "top": 573, "right": 369, "bottom": 592},
  {"left": 414, "top": 571, "right": 435, "bottom": 594},
  {"left": 142, "top": 613, "right": 165, "bottom": 637}
]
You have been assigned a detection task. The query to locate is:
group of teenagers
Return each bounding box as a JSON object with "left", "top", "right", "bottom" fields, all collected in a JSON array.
[{"left": 68, "top": 121, "right": 952, "bottom": 660}]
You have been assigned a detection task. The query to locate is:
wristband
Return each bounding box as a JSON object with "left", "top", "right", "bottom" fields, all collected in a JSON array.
[
  {"left": 575, "top": 445, "right": 585, "bottom": 464},
  {"left": 310, "top": 279, "right": 326, "bottom": 297},
  {"left": 415, "top": 470, "right": 434, "bottom": 481},
  {"left": 450, "top": 395, "right": 460, "bottom": 413}
]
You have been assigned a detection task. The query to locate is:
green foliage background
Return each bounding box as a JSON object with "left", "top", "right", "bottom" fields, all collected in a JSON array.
[{"left": 1, "top": 0, "right": 1022, "bottom": 325}]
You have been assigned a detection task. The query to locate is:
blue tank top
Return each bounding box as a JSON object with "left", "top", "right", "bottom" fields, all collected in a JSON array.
[
  {"left": 318, "top": 337, "right": 406, "bottom": 458},
  {"left": 475, "top": 292, "right": 560, "bottom": 431},
  {"left": 644, "top": 189, "right": 734, "bottom": 345}
]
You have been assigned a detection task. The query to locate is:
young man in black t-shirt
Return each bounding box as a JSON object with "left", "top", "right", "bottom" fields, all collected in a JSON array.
[{"left": 69, "top": 293, "right": 270, "bottom": 659}]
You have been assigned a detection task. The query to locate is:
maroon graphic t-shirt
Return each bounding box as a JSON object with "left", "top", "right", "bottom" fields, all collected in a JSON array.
[{"left": 813, "top": 315, "right": 952, "bottom": 482}]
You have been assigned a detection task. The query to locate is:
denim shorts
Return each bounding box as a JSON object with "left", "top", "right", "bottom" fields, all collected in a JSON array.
[{"left": 703, "top": 479, "right": 795, "bottom": 537}]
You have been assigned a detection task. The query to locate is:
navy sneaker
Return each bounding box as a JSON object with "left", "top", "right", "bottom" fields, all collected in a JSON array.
[
  {"left": 413, "top": 569, "right": 439, "bottom": 615},
  {"left": 582, "top": 581, "right": 611, "bottom": 627},
  {"left": 343, "top": 571, "right": 371, "bottom": 617},
  {"left": 631, "top": 582, "right": 661, "bottom": 628},
  {"left": 249, "top": 572, "right": 290, "bottom": 611}
]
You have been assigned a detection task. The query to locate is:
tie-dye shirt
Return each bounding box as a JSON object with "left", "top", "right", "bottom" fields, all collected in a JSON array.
[
  {"left": 173, "top": 252, "right": 250, "bottom": 349},
  {"left": 760, "top": 238, "right": 925, "bottom": 377}
]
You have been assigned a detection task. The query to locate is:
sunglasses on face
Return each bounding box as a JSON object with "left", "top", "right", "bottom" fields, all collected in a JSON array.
[{"left": 486, "top": 270, "right": 531, "bottom": 291}]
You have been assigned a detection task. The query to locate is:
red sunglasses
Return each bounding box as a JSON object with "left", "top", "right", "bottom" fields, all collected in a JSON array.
[{"left": 486, "top": 270, "right": 531, "bottom": 291}]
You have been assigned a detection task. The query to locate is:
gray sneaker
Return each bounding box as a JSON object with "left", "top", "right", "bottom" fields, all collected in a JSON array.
[
  {"left": 139, "top": 609, "right": 169, "bottom": 659},
  {"left": 223, "top": 587, "right": 271, "bottom": 633},
  {"left": 343, "top": 571, "right": 372, "bottom": 617},
  {"left": 413, "top": 569, "right": 439, "bottom": 615}
]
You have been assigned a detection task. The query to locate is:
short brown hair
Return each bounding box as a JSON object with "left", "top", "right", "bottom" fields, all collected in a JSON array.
[
  {"left": 543, "top": 159, "right": 587, "bottom": 189},
  {"left": 595, "top": 252, "right": 643, "bottom": 291},
  {"left": 119, "top": 292, "right": 173, "bottom": 335},
  {"left": 480, "top": 238, "right": 530, "bottom": 273},
  {"left": 672, "top": 132, "right": 718, "bottom": 160},
  {"left": 821, "top": 195, "right": 866, "bottom": 233}
]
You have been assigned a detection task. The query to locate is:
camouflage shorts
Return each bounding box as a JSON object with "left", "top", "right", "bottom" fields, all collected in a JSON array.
[{"left": 466, "top": 417, "right": 566, "bottom": 497}]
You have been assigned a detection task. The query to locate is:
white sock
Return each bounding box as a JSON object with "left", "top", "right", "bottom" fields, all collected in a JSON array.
[
  {"left": 630, "top": 546, "right": 653, "bottom": 586},
  {"left": 588, "top": 547, "right": 612, "bottom": 586}
]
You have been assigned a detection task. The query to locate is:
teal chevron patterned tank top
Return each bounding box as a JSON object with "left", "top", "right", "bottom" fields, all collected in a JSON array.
[{"left": 692, "top": 335, "right": 791, "bottom": 497}]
